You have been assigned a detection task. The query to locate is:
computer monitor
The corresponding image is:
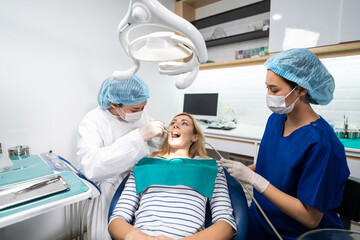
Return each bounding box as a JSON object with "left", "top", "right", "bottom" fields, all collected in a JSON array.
[{"left": 183, "top": 93, "right": 218, "bottom": 121}]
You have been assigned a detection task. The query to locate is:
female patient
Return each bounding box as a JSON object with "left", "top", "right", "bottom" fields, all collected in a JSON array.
[{"left": 108, "top": 113, "right": 236, "bottom": 240}]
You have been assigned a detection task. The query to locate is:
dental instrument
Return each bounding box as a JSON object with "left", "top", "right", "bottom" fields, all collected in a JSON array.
[
  {"left": 112, "top": 0, "right": 208, "bottom": 89},
  {"left": 205, "top": 142, "right": 283, "bottom": 240},
  {"left": 164, "top": 126, "right": 178, "bottom": 138},
  {"left": 163, "top": 127, "right": 172, "bottom": 134}
]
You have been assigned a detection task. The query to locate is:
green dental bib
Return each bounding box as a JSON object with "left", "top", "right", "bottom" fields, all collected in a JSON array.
[{"left": 133, "top": 157, "right": 218, "bottom": 199}]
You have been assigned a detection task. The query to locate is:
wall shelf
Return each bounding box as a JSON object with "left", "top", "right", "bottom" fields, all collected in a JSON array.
[
  {"left": 175, "top": 0, "right": 270, "bottom": 48},
  {"left": 190, "top": 0, "right": 271, "bottom": 30},
  {"left": 175, "top": 0, "right": 220, "bottom": 9},
  {"left": 199, "top": 41, "right": 360, "bottom": 70},
  {"left": 206, "top": 29, "right": 269, "bottom": 47}
]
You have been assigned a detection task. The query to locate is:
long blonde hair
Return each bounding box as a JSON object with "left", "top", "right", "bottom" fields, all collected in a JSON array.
[{"left": 151, "top": 113, "right": 208, "bottom": 158}]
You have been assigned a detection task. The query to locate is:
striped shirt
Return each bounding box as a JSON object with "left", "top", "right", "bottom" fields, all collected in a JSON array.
[{"left": 109, "top": 159, "right": 237, "bottom": 239}]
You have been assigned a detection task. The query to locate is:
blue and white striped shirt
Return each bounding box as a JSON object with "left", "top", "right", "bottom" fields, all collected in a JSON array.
[{"left": 109, "top": 159, "right": 237, "bottom": 239}]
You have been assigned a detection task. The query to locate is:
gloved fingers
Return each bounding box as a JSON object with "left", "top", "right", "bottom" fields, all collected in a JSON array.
[
  {"left": 227, "top": 170, "right": 240, "bottom": 180},
  {"left": 148, "top": 121, "right": 165, "bottom": 134},
  {"left": 220, "top": 159, "right": 240, "bottom": 169},
  {"left": 154, "top": 120, "right": 165, "bottom": 126},
  {"left": 155, "top": 121, "right": 166, "bottom": 131},
  {"left": 220, "top": 162, "right": 233, "bottom": 169},
  {"left": 226, "top": 168, "right": 235, "bottom": 174}
]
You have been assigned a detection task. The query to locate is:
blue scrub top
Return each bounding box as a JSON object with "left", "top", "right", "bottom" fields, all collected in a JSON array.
[{"left": 247, "top": 113, "right": 350, "bottom": 240}]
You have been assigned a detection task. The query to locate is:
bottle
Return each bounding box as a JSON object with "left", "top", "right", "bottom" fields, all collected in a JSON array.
[
  {"left": 238, "top": 50, "right": 243, "bottom": 59},
  {"left": 0, "top": 143, "right": 14, "bottom": 173},
  {"left": 259, "top": 47, "right": 265, "bottom": 57}
]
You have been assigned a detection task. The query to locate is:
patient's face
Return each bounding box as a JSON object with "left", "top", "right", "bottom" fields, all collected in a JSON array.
[{"left": 168, "top": 115, "right": 197, "bottom": 150}]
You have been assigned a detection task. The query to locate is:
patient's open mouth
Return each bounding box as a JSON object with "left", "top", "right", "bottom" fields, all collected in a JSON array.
[{"left": 172, "top": 131, "right": 181, "bottom": 138}]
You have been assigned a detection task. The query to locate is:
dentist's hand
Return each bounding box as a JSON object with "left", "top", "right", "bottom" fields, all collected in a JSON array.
[
  {"left": 221, "top": 158, "right": 269, "bottom": 193},
  {"left": 139, "top": 121, "right": 165, "bottom": 142}
]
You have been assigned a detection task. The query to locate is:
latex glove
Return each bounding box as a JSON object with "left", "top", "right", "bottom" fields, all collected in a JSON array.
[
  {"left": 139, "top": 121, "right": 165, "bottom": 142},
  {"left": 221, "top": 158, "right": 269, "bottom": 193}
]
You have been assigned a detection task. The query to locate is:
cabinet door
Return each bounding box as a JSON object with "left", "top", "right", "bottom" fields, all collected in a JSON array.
[
  {"left": 269, "top": 0, "right": 342, "bottom": 52},
  {"left": 204, "top": 137, "right": 256, "bottom": 158},
  {"left": 340, "top": 0, "right": 360, "bottom": 43}
]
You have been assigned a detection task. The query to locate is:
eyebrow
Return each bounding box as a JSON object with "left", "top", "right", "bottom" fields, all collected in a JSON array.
[
  {"left": 266, "top": 83, "right": 279, "bottom": 88},
  {"left": 172, "top": 118, "right": 191, "bottom": 124}
]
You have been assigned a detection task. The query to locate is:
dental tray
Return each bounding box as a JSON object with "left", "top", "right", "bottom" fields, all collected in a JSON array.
[{"left": 0, "top": 175, "right": 70, "bottom": 210}]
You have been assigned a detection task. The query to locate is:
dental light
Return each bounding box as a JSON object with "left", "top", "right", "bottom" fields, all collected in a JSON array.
[{"left": 112, "top": 0, "right": 208, "bottom": 89}]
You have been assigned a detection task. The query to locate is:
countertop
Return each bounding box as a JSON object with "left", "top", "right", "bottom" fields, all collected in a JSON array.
[
  {"left": 200, "top": 124, "right": 265, "bottom": 142},
  {"left": 200, "top": 124, "right": 360, "bottom": 155}
]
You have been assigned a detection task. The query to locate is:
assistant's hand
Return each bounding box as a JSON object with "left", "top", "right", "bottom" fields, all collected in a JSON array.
[
  {"left": 139, "top": 121, "right": 165, "bottom": 142},
  {"left": 220, "top": 158, "right": 269, "bottom": 193}
]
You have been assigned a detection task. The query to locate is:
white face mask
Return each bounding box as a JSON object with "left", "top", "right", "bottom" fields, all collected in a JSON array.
[
  {"left": 116, "top": 106, "right": 143, "bottom": 122},
  {"left": 266, "top": 86, "right": 299, "bottom": 114}
]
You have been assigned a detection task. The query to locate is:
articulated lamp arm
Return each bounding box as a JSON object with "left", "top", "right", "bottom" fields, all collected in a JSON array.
[{"left": 112, "top": 0, "right": 208, "bottom": 89}]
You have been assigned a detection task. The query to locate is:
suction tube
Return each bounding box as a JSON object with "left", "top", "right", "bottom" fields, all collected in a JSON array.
[{"left": 205, "top": 142, "right": 283, "bottom": 240}]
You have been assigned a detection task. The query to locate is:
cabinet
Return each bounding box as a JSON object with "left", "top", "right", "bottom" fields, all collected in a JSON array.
[
  {"left": 175, "top": 0, "right": 360, "bottom": 70},
  {"left": 340, "top": 0, "right": 360, "bottom": 43},
  {"left": 269, "top": 0, "right": 360, "bottom": 53},
  {"left": 175, "top": 0, "right": 270, "bottom": 48},
  {"left": 204, "top": 134, "right": 360, "bottom": 179}
]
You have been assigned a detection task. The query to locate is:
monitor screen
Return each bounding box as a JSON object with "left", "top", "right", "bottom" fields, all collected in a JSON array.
[{"left": 183, "top": 93, "right": 218, "bottom": 120}]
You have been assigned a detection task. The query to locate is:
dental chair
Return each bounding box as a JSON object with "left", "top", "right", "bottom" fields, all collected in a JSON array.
[
  {"left": 108, "top": 167, "right": 248, "bottom": 240},
  {"left": 336, "top": 176, "right": 360, "bottom": 230}
]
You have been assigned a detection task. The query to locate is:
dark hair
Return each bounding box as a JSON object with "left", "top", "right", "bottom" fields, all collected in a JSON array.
[
  {"left": 283, "top": 77, "right": 310, "bottom": 103},
  {"left": 284, "top": 78, "right": 298, "bottom": 89}
]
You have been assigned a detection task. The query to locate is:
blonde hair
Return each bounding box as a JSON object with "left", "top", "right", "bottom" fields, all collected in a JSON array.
[{"left": 151, "top": 113, "right": 208, "bottom": 158}]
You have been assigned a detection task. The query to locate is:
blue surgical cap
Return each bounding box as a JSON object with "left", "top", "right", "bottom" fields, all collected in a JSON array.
[
  {"left": 97, "top": 75, "right": 151, "bottom": 109},
  {"left": 264, "top": 48, "right": 335, "bottom": 105}
]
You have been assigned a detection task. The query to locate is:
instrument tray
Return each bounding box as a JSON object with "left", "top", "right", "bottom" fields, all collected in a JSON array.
[{"left": 0, "top": 175, "right": 70, "bottom": 210}]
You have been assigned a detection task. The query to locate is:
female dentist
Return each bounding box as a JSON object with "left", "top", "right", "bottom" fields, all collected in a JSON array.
[
  {"left": 221, "top": 48, "right": 350, "bottom": 240},
  {"left": 77, "top": 75, "right": 166, "bottom": 240}
]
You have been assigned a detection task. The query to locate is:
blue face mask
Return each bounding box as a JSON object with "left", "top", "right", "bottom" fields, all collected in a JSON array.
[{"left": 266, "top": 86, "right": 299, "bottom": 114}]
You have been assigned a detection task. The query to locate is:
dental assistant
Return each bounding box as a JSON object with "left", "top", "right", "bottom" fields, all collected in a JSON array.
[
  {"left": 221, "top": 48, "right": 350, "bottom": 240},
  {"left": 77, "top": 75, "right": 166, "bottom": 240}
]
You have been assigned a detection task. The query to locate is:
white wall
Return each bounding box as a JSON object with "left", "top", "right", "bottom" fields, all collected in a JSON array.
[
  {"left": 0, "top": 0, "right": 179, "bottom": 167},
  {"left": 179, "top": 64, "right": 270, "bottom": 126},
  {"left": 0, "top": 0, "right": 178, "bottom": 239}
]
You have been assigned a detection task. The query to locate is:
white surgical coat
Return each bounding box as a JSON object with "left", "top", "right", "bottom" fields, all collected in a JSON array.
[{"left": 77, "top": 107, "right": 162, "bottom": 240}]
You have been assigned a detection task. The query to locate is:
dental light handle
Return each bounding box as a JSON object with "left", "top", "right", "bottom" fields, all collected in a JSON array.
[
  {"left": 118, "top": 0, "right": 207, "bottom": 63},
  {"left": 113, "top": 0, "right": 208, "bottom": 89},
  {"left": 174, "top": 66, "right": 198, "bottom": 89},
  {"left": 113, "top": 58, "right": 140, "bottom": 80},
  {"left": 158, "top": 34, "right": 199, "bottom": 89},
  {"left": 204, "top": 142, "right": 283, "bottom": 240}
]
